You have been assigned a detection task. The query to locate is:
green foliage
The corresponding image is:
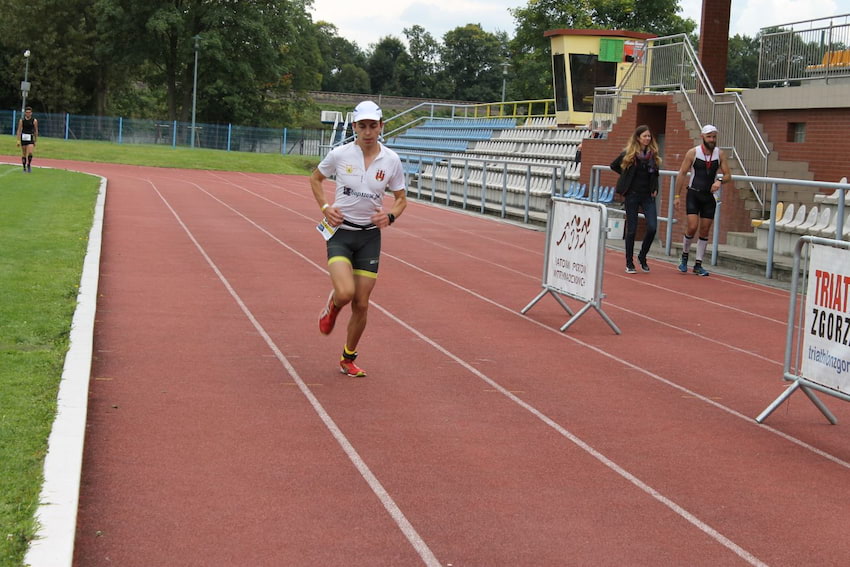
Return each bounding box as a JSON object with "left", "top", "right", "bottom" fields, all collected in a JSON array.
[
  {"left": 591, "top": 0, "right": 696, "bottom": 37},
  {"left": 0, "top": 0, "right": 758, "bottom": 122},
  {"left": 727, "top": 34, "right": 760, "bottom": 88},
  {"left": 402, "top": 25, "right": 441, "bottom": 97},
  {"left": 315, "top": 22, "right": 368, "bottom": 91},
  {"left": 367, "top": 36, "right": 412, "bottom": 96},
  {"left": 508, "top": 0, "right": 696, "bottom": 100},
  {"left": 440, "top": 24, "right": 506, "bottom": 101},
  {"left": 336, "top": 64, "right": 371, "bottom": 94}
]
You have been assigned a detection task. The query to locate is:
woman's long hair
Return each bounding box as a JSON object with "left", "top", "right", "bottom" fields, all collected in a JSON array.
[{"left": 621, "top": 125, "right": 661, "bottom": 169}]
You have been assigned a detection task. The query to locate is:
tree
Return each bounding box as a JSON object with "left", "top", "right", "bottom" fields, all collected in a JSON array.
[
  {"left": 726, "top": 34, "right": 759, "bottom": 88},
  {"left": 440, "top": 24, "right": 505, "bottom": 101},
  {"left": 314, "top": 22, "right": 368, "bottom": 92},
  {"left": 591, "top": 0, "right": 695, "bottom": 37},
  {"left": 366, "top": 36, "right": 410, "bottom": 96},
  {"left": 508, "top": 0, "right": 695, "bottom": 100},
  {"left": 0, "top": 0, "right": 100, "bottom": 114},
  {"left": 402, "top": 25, "right": 441, "bottom": 97},
  {"left": 87, "top": 0, "right": 321, "bottom": 125},
  {"left": 336, "top": 63, "right": 371, "bottom": 93}
]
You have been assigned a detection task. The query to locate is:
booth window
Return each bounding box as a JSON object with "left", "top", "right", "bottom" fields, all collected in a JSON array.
[
  {"left": 569, "top": 54, "right": 617, "bottom": 113},
  {"left": 553, "top": 54, "right": 568, "bottom": 112}
]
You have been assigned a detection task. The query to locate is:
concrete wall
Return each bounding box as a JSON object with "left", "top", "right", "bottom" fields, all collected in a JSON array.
[{"left": 743, "top": 84, "right": 850, "bottom": 185}]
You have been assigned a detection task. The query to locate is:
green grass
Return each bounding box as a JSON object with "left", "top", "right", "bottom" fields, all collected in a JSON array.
[
  {"left": 0, "top": 165, "right": 101, "bottom": 566},
  {"left": 0, "top": 139, "right": 318, "bottom": 566},
  {"left": 1, "top": 135, "right": 319, "bottom": 175}
]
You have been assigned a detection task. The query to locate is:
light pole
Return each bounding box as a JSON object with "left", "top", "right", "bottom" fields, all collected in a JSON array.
[
  {"left": 21, "top": 50, "right": 31, "bottom": 113},
  {"left": 190, "top": 35, "right": 200, "bottom": 148},
  {"left": 501, "top": 61, "right": 509, "bottom": 103}
]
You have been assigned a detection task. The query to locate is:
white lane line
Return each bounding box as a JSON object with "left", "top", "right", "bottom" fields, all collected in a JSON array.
[
  {"left": 386, "top": 252, "right": 850, "bottom": 470},
  {"left": 373, "top": 300, "right": 769, "bottom": 567},
  {"left": 146, "top": 179, "right": 440, "bottom": 567},
  {"left": 186, "top": 175, "right": 849, "bottom": 469},
  {"left": 172, "top": 178, "right": 770, "bottom": 565},
  {"left": 412, "top": 234, "right": 785, "bottom": 362},
  {"left": 201, "top": 174, "right": 789, "bottom": 325}
]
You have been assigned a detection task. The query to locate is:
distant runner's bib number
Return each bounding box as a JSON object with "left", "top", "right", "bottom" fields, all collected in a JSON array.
[{"left": 21, "top": 134, "right": 32, "bottom": 142}]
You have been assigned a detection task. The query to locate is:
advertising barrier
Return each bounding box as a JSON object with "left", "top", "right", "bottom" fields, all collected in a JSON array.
[
  {"left": 521, "top": 197, "right": 620, "bottom": 334},
  {"left": 757, "top": 236, "right": 850, "bottom": 423}
]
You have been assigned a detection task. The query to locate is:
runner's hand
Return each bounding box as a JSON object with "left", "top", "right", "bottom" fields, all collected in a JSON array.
[{"left": 323, "top": 205, "right": 342, "bottom": 227}]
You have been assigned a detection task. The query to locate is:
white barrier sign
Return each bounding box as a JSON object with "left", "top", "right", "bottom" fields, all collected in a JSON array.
[
  {"left": 802, "top": 243, "right": 850, "bottom": 393},
  {"left": 545, "top": 200, "right": 601, "bottom": 303}
]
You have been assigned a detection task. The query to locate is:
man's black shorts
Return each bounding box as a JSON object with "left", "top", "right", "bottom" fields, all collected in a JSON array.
[
  {"left": 326, "top": 227, "right": 381, "bottom": 276},
  {"left": 686, "top": 187, "right": 717, "bottom": 220}
]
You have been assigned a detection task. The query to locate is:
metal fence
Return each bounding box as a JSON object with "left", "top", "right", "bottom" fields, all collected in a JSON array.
[
  {"left": 759, "top": 14, "right": 850, "bottom": 86},
  {"left": 2, "top": 109, "right": 326, "bottom": 156},
  {"left": 593, "top": 34, "right": 770, "bottom": 209}
]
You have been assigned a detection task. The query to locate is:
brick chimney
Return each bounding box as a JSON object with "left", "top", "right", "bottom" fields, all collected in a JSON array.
[{"left": 698, "top": 0, "right": 731, "bottom": 93}]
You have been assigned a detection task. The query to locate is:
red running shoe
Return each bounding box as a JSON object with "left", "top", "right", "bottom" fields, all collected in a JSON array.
[
  {"left": 318, "top": 291, "right": 340, "bottom": 335},
  {"left": 339, "top": 357, "right": 367, "bottom": 377}
]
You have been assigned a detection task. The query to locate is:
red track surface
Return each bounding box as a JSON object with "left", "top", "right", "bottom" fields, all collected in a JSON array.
[{"left": 33, "top": 160, "right": 850, "bottom": 566}]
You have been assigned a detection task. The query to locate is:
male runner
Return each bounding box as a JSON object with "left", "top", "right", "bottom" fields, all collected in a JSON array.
[
  {"left": 16, "top": 106, "right": 38, "bottom": 173},
  {"left": 673, "top": 124, "right": 732, "bottom": 276},
  {"left": 310, "top": 100, "right": 407, "bottom": 377}
]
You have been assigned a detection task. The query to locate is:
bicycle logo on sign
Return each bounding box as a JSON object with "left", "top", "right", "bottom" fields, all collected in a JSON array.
[{"left": 555, "top": 214, "right": 592, "bottom": 251}]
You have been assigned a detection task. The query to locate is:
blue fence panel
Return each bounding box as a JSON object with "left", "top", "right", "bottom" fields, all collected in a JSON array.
[{"left": 0, "top": 109, "right": 325, "bottom": 156}]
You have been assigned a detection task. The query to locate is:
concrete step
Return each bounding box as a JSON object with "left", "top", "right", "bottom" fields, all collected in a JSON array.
[{"left": 726, "top": 231, "right": 757, "bottom": 249}]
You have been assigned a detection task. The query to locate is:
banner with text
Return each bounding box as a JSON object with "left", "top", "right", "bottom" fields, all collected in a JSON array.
[
  {"left": 802, "top": 243, "right": 850, "bottom": 393},
  {"left": 545, "top": 200, "right": 601, "bottom": 303}
]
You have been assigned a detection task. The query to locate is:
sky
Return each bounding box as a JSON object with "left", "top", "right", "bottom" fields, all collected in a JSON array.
[{"left": 310, "top": 0, "right": 850, "bottom": 50}]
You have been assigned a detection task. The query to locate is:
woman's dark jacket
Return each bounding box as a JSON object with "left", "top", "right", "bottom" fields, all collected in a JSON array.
[{"left": 610, "top": 151, "right": 659, "bottom": 196}]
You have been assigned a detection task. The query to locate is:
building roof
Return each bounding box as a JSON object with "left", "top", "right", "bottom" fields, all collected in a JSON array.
[{"left": 543, "top": 29, "right": 656, "bottom": 40}]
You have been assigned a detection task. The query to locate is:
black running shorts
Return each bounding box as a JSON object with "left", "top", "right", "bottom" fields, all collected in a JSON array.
[{"left": 326, "top": 227, "right": 381, "bottom": 276}]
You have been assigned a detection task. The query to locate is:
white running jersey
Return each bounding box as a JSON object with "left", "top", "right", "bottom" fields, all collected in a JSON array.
[{"left": 317, "top": 142, "right": 406, "bottom": 227}]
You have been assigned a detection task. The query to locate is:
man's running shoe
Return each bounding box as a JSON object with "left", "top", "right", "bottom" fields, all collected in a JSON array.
[
  {"left": 340, "top": 358, "right": 367, "bottom": 377},
  {"left": 693, "top": 264, "right": 710, "bottom": 277},
  {"left": 318, "top": 290, "right": 340, "bottom": 335},
  {"left": 678, "top": 256, "right": 688, "bottom": 273}
]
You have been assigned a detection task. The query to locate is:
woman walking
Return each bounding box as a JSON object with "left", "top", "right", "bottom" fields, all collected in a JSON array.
[{"left": 610, "top": 125, "right": 661, "bottom": 273}]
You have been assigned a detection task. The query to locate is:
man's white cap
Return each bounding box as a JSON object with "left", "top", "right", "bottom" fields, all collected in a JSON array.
[
  {"left": 353, "top": 100, "right": 382, "bottom": 122},
  {"left": 701, "top": 124, "right": 718, "bottom": 135}
]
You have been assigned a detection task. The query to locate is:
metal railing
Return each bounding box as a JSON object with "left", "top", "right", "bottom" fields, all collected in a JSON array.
[
  {"left": 592, "top": 34, "right": 770, "bottom": 210},
  {"left": 758, "top": 14, "right": 850, "bottom": 86},
  {"left": 588, "top": 165, "right": 850, "bottom": 280},
  {"left": 322, "top": 99, "right": 557, "bottom": 154}
]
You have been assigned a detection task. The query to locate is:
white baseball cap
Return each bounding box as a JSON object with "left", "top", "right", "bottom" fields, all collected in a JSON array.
[
  {"left": 701, "top": 124, "right": 718, "bottom": 135},
  {"left": 352, "top": 100, "right": 382, "bottom": 122}
]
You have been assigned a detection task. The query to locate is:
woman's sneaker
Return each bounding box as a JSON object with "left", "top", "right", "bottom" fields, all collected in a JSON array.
[
  {"left": 625, "top": 263, "right": 637, "bottom": 274},
  {"left": 638, "top": 256, "right": 650, "bottom": 272}
]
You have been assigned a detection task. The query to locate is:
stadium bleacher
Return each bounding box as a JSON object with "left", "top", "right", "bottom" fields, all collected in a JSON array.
[{"left": 385, "top": 116, "right": 593, "bottom": 222}]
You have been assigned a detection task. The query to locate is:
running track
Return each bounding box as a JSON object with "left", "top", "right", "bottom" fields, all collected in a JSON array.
[{"left": 21, "top": 160, "right": 850, "bottom": 565}]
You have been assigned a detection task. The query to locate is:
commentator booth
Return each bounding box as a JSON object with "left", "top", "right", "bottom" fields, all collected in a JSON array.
[{"left": 544, "top": 29, "right": 656, "bottom": 127}]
